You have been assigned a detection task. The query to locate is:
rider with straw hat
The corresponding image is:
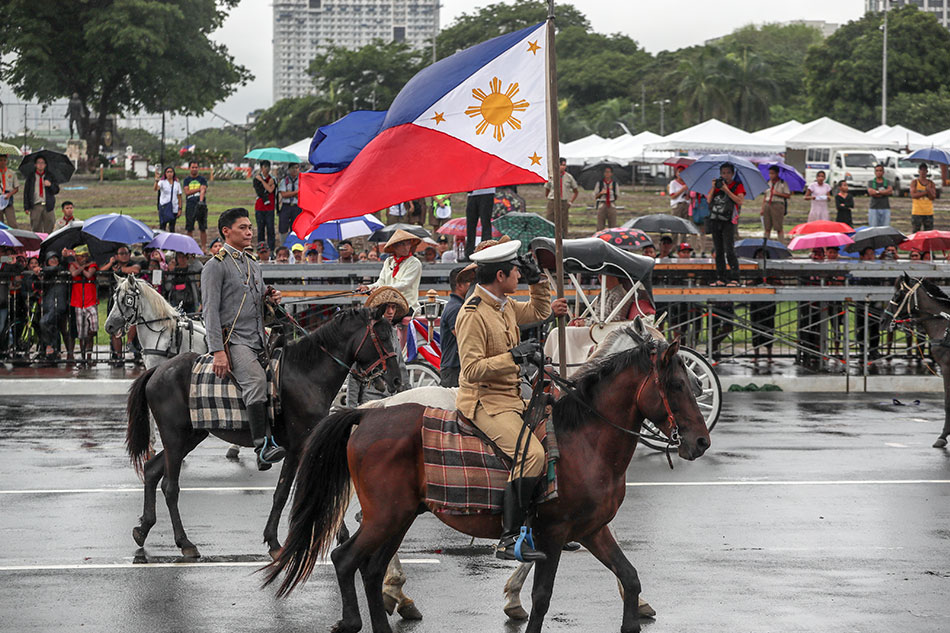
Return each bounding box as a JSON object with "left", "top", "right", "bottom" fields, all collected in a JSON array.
[
  {"left": 358, "top": 229, "right": 423, "bottom": 313},
  {"left": 456, "top": 239, "right": 568, "bottom": 562},
  {"left": 345, "top": 286, "right": 410, "bottom": 407}
]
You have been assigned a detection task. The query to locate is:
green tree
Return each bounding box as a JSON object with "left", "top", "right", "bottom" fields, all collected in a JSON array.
[
  {"left": 556, "top": 27, "right": 652, "bottom": 108},
  {"left": 889, "top": 88, "right": 950, "bottom": 134},
  {"left": 118, "top": 128, "right": 162, "bottom": 158},
  {"left": 0, "top": 0, "right": 251, "bottom": 165},
  {"left": 726, "top": 49, "right": 778, "bottom": 130},
  {"left": 675, "top": 47, "right": 732, "bottom": 124},
  {"left": 804, "top": 5, "right": 950, "bottom": 129},
  {"left": 188, "top": 126, "right": 247, "bottom": 161}
]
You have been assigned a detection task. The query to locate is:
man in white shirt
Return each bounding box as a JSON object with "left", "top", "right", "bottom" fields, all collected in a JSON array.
[
  {"left": 668, "top": 166, "right": 689, "bottom": 244},
  {"left": 544, "top": 158, "right": 578, "bottom": 225}
]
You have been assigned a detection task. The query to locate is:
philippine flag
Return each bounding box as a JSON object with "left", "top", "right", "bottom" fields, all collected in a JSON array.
[
  {"left": 406, "top": 318, "right": 441, "bottom": 369},
  {"left": 293, "top": 22, "right": 549, "bottom": 236}
]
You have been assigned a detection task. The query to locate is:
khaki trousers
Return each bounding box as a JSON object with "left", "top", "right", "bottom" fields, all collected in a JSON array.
[
  {"left": 670, "top": 200, "right": 690, "bottom": 244},
  {"left": 2, "top": 204, "right": 17, "bottom": 229},
  {"left": 762, "top": 202, "right": 785, "bottom": 238},
  {"left": 472, "top": 403, "right": 544, "bottom": 480},
  {"left": 29, "top": 204, "right": 54, "bottom": 233},
  {"left": 596, "top": 202, "right": 617, "bottom": 231},
  {"left": 545, "top": 199, "right": 570, "bottom": 225}
]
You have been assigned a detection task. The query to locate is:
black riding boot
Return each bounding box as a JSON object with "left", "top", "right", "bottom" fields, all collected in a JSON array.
[
  {"left": 495, "top": 477, "right": 546, "bottom": 562},
  {"left": 247, "top": 402, "right": 285, "bottom": 471}
]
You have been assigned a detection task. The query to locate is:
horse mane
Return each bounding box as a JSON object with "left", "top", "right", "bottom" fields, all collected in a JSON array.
[
  {"left": 553, "top": 332, "right": 662, "bottom": 433},
  {"left": 921, "top": 278, "right": 950, "bottom": 307},
  {"left": 283, "top": 307, "right": 373, "bottom": 367},
  {"left": 127, "top": 276, "right": 179, "bottom": 322}
]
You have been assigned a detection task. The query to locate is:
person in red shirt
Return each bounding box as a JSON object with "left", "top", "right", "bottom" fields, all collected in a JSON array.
[
  {"left": 69, "top": 245, "right": 99, "bottom": 365},
  {"left": 252, "top": 160, "right": 277, "bottom": 252}
]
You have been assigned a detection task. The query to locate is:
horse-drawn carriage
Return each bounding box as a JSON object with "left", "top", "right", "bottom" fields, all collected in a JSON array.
[{"left": 531, "top": 237, "right": 722, "bottom": 444}]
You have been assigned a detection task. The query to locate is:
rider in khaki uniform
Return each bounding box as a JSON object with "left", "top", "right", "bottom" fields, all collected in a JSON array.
[{"left": 455, "top": 239, "right": 568, "bottom": 561}]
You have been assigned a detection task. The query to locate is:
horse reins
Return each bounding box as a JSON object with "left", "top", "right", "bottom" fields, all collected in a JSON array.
[
  {"left": 112, "top": 281, "right": 199, "bottom": 358},
  {"left": 320, "top": 320, "right": 396, "bottom": 385}
]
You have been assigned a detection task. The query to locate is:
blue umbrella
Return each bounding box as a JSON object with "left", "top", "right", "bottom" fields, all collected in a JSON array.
[
  {"left": 0, "top": 229, "right": 23, "bottom": 248},
  {"left": 81, "top": 213, "right": 154, "bottom": 244},
  {"left": 283, "top": 233, "right": 339, "bottom": 260},
  {"left": 907, "top": 147, "right": 950, "bottom": 166},
  {"left": 680, "top": 153, "right": 768, "bottom": 199},
  {"left": 146, "top": 231, "right": 203, "bottom": 255},
  {"left": 757, "top": 161, "right": 806, "bottom": 192},
  {"left": 307, "top": 214, "right": 384, "bottom": 241},
  {"left": 734, "top": 238, "right": 791, "bottom": 259}
]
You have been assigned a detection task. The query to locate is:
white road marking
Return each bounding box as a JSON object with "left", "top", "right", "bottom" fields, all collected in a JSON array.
[
  {"left": 0, "top": 486, "right": 273, "bottom": 495},
  {"left": 625, "top": 479, "right": 950, "bottom": 487},
  {"left": 884, "top": 442, "right": 908, "bottom": 448},
  {"left": 0, "top": 559, "right": 441, "bottom": 572}
]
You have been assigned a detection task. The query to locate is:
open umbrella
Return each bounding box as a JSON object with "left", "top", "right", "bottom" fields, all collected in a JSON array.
[
  {"left": 0, "top": 229, "right": 23, "bottom": 248},
  {"left": 147, "top": 231, "right": 203, "bottom": 255},
  {"left": 788, "top": 220, "right": 853, "bottom": 236},
  {"left": 663, "top": 156, "right": 695, "bottom": 169},
  {"left": 680, "top": 153, "right": 768, "bottom": 199},
  {"left": 0, "top": 141, "right": 21, "bottom": 156},
  {"left": 245, "top": 147, "right": 304, "bottom": 163},
  {"left": 82, "top": 213, "right": 154, "bottom": 245},
  {"left": 40, "top": 222, "right": 123, "bottom": 266},
  {"left": 899, "top": 230, "right": 950, "bottom": 252},
  {"left": 283, "top": 233, "right": 339, "bottom": 259},
  {"left": 734, "top": 238, "right": 791, "bottom": 259},
  {"left": 437, "top": 217, "right": 499, "bottom": 238},
  {"left": 17, "top": 149, "right": 75, "bottom": 184},
  {"left": 307, "top": 214, "right": 385, "bottom": 241},
  {"left": 593, "top": 228, "right": 654, "bottom": 251},
  {"left": 844, "top": 226, "right": 907, "bottom": 253},
  {"left": 368, "top": 223, "right": 431, "bottom": 243},
  {"left": 788, "top": 232, "right": 854, "bottom": 251},
  {"left": 494, "top": 212, "right": 555, "bottom": 252},
  {"left": 907, "top": 147, "right": 950, "bottom": 166},
  {"left": 5, "top": 228, "right": 43, "bottom": 250},
  {"left": 623, "top": 213, "right": 699, "bottom": 235},
  {"left": 756, "top": 161, "right": 806, "bottom": 192}
]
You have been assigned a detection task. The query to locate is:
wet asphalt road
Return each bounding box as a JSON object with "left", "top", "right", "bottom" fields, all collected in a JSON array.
[{"left": 1, "top": 393, "right": 949, "bottom": 633}]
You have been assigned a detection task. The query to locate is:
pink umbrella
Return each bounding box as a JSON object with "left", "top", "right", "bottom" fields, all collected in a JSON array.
[
  {"left": 437, "top": 217, "right": 500, "bottom": 238},
  {"left": 788, "top": 231, "right": 854, "bottom": 251}
]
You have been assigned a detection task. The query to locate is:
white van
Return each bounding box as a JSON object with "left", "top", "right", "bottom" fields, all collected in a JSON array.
[
  {"left": 805, "top": 148, "right": 878, "bottom": 191},
  {"left": 876, "top": 150, "right": 942, "bottom": 197}
]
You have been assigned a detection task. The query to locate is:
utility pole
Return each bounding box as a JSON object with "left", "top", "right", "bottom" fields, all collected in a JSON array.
[
  {"left": 653, "top": 99, "right": 671, "bottom": 136},
  {"left": 640, "top": 85, "right": 646, "bottom": 127},
  {"left": 23, "top": 104, "right": 28, "bottom": 148},
  {"left": 882, "top": 0, "right": 889, "bottom": 126},
  {"left": 160, "top": 110, "right": 166, "bottom": 167}
]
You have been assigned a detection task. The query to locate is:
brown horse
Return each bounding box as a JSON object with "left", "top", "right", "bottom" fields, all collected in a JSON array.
[
  {"left": 125, "top": 308, "right": 401, "bottom": 559},
  {"left": 265, "top": 325, "right": 710, "bottom": 633}
]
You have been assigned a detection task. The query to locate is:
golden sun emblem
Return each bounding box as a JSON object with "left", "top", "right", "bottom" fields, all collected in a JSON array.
[{"left": 464, "top": 77, "right": 529, "bottom": 142}]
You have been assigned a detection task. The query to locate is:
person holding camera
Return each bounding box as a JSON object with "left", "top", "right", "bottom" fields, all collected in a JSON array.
[
  {"left": 706, "top": 163, "right": 745, "bottom": 287},
  {"left": 455, "top": 239, "right": 568, "bottom": 562},
  {"left": 252, "top": 160, "right": 278, "bottom": 252}
]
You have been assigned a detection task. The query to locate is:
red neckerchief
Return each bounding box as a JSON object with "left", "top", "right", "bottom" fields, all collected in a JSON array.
[
  {"left": 603, "top": 179, "right": 613, "bottom": 206},
  {"left": 37, "top": 170, "right": 45, "bottom": 197},
  {"left": 392, "top": 255, "right": 409, "bottom": 276},
  {"left": 1, "top": 168, "right": 6, "bottom": 194}
]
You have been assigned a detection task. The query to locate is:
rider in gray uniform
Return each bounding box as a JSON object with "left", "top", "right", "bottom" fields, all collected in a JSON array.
[{"left": 202, "top": 207, "right": 285, "bottom": 471}]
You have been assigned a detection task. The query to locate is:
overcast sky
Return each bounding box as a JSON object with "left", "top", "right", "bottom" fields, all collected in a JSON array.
[{"left": 1, "top": 0, "right": 866, "bottom": 139}]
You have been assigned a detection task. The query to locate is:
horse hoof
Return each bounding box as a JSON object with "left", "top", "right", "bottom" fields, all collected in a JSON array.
[
  {"left": 383, "top": 593, "right": 397, "bottom": 616},
  {"left": 132, "top": 526, "right": 148, "bottom": 547},
  {"left": 638, "top": 598, "right": 656, "bottom": 619},
  {"left": 180, "top": 546, "right": 200, "bottom": 559},
  {"left": 934, "top": 438, "right": 948, "bottom": 448},
  {"left": 504, "top": 605, "right": 529, "bottom": 621},
  {"left": 225, "top": 446, "right": 240, "bottom": 460},
  {"left": 330, "top": 619, "right": 360, "bottom": 633},
  {"left": 397, "top": 599, "right": 423, "bottom": 620}
]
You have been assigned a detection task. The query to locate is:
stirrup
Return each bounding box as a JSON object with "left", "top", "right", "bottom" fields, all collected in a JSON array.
[{"left": 256, "top": 437, "right": 286, "bottom": 465}]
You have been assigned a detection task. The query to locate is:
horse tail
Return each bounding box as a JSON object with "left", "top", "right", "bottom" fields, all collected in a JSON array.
[
  {"left": 126, "top": 366, "right": 158, "bottom": 478},
  {"left": 263, "top": 408, "right": 363, "bottom": 597}
]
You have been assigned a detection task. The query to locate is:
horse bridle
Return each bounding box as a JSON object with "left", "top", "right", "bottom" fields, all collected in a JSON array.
[
  {"left": 321, "top": 320, "right": 396, "bottom": 385},
  {"left": 883, "top": 277, "right": 950, "bottom": 330},
  {"left": 111, "top": 279, "right": 190, "bottom": 358}
]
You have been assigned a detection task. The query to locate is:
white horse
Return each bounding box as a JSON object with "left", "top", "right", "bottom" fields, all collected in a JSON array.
[{"left": 359, "top": 324, "right": 662, "bottom": 621}]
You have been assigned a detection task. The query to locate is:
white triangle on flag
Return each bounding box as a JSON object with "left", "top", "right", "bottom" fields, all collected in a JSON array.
[{"left": 412, "top": 24, "right": 548, "bottom": 180}]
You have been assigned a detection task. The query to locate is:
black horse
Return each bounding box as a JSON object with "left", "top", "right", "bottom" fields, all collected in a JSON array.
[
  {"left": 881, "top": 273, "right": 950, "bottom": 448},
  {"left": 125, "top": 308, "right": 401, "bottom": 558}
]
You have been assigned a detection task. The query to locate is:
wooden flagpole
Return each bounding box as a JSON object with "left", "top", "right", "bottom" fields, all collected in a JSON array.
[{"left": 546, "top": 0, "right": 567, "bottom": 376}]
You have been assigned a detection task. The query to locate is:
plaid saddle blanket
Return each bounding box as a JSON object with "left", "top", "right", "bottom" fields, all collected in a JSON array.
[
  {"left": 421, "top": 407, "right": 558, "bottom": 516},
  {"left": 189, "top": 353, "right": 281, "bottom": 431}
]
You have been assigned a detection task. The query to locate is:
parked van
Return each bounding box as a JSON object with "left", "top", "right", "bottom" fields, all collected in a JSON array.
[
  {"left": 805, "top": 148, "right": 879, "bottom": 191},
  {"left": 876, "top": 150, "right": 943, "bottom": 197}
]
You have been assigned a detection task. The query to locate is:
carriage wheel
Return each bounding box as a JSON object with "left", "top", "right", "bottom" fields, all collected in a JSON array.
[
  {"left": 639, "top": 346, "right": 721, "bottom": 452},
  {"left": 406, "top": 360, "right": 441, "bottom": 389}
]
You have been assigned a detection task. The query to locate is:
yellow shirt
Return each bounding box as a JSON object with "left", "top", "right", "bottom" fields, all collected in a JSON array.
[
  {"left": 912, "top": 179, "right": 934, "bottom": 216},
  {"left": 455, "top": 281, "right": 552, "bottom": 418}
]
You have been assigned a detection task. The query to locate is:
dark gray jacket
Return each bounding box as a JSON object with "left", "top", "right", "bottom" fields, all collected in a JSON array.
[{"left": 200, "top": 243, "right": 265, "bottom": 353}]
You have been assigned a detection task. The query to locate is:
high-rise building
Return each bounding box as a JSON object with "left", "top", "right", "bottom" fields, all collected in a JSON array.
[
  {"left": 866, "top": 0, "right": 950, "bottom": 29},
  {"left": 273, "top": 0, "right": 440, "bottom": 102}
]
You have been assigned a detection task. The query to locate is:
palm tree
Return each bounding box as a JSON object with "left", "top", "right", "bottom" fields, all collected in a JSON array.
[
  {"left": 676, "top": 49, "right": 731, "bottom": 124},
  {"left": 727, "top": 48, "right": 778, "bottom": 130}
]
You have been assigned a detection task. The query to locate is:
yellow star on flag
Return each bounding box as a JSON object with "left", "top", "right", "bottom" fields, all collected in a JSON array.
[
  {"left": 431, "top": 111, "right": 445, "bottom": 124},
  {"left": 528, "top": 152, "right": 542, "bottom": 166},
  {"left": 527, "top": 40, "right": 541, "bottom": 55}
]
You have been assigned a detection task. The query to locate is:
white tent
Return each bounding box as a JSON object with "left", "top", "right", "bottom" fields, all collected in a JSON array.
[
  {"left": 928, "top": 128, "right": 950, "bottom": 148},
  {"left": 282, "top": 137, "right": 311, "bottom": 162},
  {"left": 867, "top": 124, "right": 930, "bottom": 150},
  {"left": 602, "top": 131, "right": 670, "bottom": 164},
  {"left": 784, "top": 117, "right": 897, "bottom": 150},
  {"left": 561, "top": 134, "right": 607, "bottom": 165},
  {"left": 645, "top": 119, "right": 783, "bottom": 154},
  {"left": 755, "top": 120, "right": 804, "bottom": 144}
]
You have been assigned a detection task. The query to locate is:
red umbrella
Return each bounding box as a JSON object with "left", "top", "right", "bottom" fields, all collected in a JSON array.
[
  {"left": 437, "top": 217, "right": 499, "bottom": 238},
  {"left": 663, "top": 156, "right": 695, "bottom": 169},
  {"left": 899, "top": 230, "right": 950, "bottom": 252},
  {"left": 593, "top": 228, "right": 654, "bottom": 251},
  {"left": 787, "top": 220, "right": 853, "bottom": 236}
]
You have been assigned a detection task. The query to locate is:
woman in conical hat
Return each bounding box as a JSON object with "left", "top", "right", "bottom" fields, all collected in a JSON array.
[{"left": 358, "top": 229, "right": 423, "bottom": 313}]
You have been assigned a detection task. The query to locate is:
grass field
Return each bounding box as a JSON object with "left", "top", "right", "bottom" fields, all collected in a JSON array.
[{"left": 10, "top": 176, "right": 941, "bottom": 253}]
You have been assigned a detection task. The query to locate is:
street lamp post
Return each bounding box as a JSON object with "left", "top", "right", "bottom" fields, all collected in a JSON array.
[
  {"left": 653, "top": 99, "right": 671, "bottom": 136},
  {"left": 882, "top": 0, "right": 889, "bottom": 126}
]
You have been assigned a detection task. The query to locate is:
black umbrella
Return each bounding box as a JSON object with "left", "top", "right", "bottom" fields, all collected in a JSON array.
[
  {"left": 844, "top": 226, "right": 907, "bottom": 253},
  {"left": 576, "top": 162, "right": 632, "bottom": 190},
  {"left": 368, "top": 223, "right": 431, "bottom": 242},
  {"left": 6, "top": 228, "right": 43, "bottom": 250},
  {"left": 622, "top": 213, "right": 699, "bottom": 235},
  {"left": 40, "top": 222, "right": 124, "bottom": 266},
  {"left": 18, "top": 149, "right": 75, "bottom": 184}
]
